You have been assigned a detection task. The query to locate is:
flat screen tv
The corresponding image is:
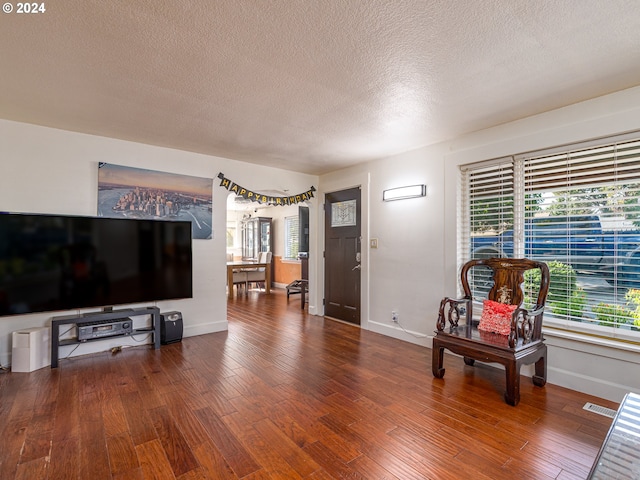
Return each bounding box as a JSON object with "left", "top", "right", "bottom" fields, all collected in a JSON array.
[{"left": 0, "top": 212, "right": 193, "bottom": 316}]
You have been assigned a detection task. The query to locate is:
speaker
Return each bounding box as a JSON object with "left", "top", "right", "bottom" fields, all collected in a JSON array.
[
  {"left": 12, "top": 327, "right": 50, "bottom": 372},
  {"left": 160, "top": 311, "right": 183, "bottom": 345}
]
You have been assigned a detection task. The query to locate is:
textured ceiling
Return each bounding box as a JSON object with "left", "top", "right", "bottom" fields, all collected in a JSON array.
[{"left": 2, "top": 0, "right": 640, "bottom": 175}]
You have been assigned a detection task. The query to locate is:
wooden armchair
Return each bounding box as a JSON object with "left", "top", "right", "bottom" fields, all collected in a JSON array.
[{"left": 432, "top": 258, "right": 550, "bottom": 406}]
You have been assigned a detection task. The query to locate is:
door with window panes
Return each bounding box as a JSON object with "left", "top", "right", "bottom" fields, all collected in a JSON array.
[{"left": 324, "top": 188, "right": 361, "bottom": 325}]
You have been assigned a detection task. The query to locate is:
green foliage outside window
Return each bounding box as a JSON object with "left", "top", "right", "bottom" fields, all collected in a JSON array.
[
  {"left": 592, "top": 289, "right": 640, "bottom": 328},
  {"left": 524, "top": 260, "right": 586, "bottom": 320},
  {"left": 524, "top": 260, "right": 640, "bottom": 328}
]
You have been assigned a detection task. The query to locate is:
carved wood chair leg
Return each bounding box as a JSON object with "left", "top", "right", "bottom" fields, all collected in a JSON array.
[
  {"left": 432, "top": 344, "right": 445, "bottom": 378},
  {"left": 463, "top": 357, "right": 475, "bottom": 366},
  {"left": 504, "top": 362, "right": 521, "bottom": 406},
  {"left": 533, "top": 352, "right": 547, "bottom": 387}
]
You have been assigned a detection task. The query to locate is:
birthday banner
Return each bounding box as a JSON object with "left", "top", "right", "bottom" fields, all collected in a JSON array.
[{"left": 217, "top": 173, "right": 315, "bottom": 205}]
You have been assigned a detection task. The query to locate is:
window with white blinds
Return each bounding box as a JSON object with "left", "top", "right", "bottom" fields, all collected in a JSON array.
[
  {"left": 460, "top": 159, "right": 517, "bottom": 302},
  {"left": 461, "top": 136, "right": 640, "bottom": 341},
  {"left": 461, "top": 159, "right": 515, "bottom": 261},
  {"left": 284, "top": 215, "right": 299, "bottom": 260}
]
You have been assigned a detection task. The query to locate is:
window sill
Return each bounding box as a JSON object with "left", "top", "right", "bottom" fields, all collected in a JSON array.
[
  {"left": 544, "top": 315, "right": 640, "bottom": 343},
  {"left": 543, "top": 324, "right": 640, "bottom": 360}
]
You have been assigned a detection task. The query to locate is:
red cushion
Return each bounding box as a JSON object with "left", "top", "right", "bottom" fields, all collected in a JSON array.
[{"left": 478, "top": 299, "right": 518, "bottom": 335}]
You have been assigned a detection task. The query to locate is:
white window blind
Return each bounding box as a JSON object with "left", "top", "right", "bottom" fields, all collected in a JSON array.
[
  {"left": 522, "top": 139, "right": 640, "bottom": 335},
  {"left": 284, "top": 215, "right": 299, "bottom": 260},
  {"left": 461, "top": 136, "right": 640, "bottom": 341},
  {"left": 460, "top": 158, "right": 514, "bottom": 299}
]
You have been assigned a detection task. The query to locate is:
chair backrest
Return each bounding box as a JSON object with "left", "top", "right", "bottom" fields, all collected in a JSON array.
[
  {"left": 460, "top": 258, "right": 550, "bottom": 308},
  {"left": 258, "top": 251, "right": 272, "bottom": 263}
]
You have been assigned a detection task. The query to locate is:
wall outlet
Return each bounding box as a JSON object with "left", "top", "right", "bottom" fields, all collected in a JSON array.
[{"left": 391, "top": 311, "right": 399, "bottom": 323}]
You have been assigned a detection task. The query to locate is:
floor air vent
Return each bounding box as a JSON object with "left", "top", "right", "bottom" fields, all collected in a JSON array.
[{"left": 583, "top": 402, "right": 616, "bottom": 418}]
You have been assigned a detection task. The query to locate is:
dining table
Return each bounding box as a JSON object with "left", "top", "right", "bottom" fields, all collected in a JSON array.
[{"left": 226, "top": 261, "right": 271, "bottom": 299}]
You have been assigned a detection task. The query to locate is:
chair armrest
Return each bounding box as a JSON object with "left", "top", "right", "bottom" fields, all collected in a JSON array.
[
  {"left": 437, "top": 297, "right": 471, "bottom": 331},
  {"left": 508, "top": 305, "right": 546, "bottom": 348}
]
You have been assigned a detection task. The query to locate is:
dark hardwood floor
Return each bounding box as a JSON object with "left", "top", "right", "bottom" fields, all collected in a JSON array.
[{"left": 0, "top": 288, "right": 619, "bottom": 479}]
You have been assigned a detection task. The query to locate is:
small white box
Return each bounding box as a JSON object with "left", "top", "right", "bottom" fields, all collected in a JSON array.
[{"left": 12, "top": 327, "right": 51, "bottom": 372}]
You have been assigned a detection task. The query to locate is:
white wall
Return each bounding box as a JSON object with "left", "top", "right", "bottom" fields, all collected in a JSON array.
[
  {"left": 0, "top": 120, "right": 317, "bottom": 365},
  {"left": 318, "top": 151, "right": 446, "bottom": 345},
  {"left": 318, "top": 85, "right": 640, "bottom": 402}
]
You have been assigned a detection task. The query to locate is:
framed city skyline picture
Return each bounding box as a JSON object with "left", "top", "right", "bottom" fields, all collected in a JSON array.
[{"left": 98, "top": 163, "right": 213, "bottom": 240}]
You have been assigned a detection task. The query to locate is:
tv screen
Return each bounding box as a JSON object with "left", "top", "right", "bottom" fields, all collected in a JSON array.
[{"left": 0, "top": 212, "right": 192, "bottom": 316}]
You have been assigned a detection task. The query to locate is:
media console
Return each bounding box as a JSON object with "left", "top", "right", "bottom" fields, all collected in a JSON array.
[{"left": 50, "top": 306, "right": 161, "bottom": 368}]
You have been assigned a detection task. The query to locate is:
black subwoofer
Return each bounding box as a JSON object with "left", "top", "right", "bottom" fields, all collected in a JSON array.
[{"left": 160, "top": 311, "right": 183, "bottom": 345}]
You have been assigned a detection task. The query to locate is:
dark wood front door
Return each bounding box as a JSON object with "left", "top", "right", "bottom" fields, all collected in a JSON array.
[{"left": 324, "top": 187, "right": 361, "bottom": 325}]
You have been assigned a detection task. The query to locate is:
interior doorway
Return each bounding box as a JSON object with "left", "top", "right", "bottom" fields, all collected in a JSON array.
[
  {"left": 226, "top": 193, "right": 310, "bottom": 300},
  {"left": 324, "top": 187, "right": 361, "bottom": 325}
]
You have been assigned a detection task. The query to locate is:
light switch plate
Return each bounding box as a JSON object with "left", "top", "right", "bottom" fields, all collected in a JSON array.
[{"left": 370, "top": 238, "right": 378, "bottom": 249}]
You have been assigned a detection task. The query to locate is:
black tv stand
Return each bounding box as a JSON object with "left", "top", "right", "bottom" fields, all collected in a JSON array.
[{"left": 51, "top": 306, "right": 161, "bottom": 368}]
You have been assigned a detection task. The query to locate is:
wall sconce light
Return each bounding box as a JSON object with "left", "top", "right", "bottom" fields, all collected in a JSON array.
[{"left": 382, "top": 184, "right": 426, "bottom": 201}]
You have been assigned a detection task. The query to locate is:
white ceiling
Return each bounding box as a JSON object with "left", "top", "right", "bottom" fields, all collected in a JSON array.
[{"left": 2, "top": 1, "right": 640, "bottom": 175}]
